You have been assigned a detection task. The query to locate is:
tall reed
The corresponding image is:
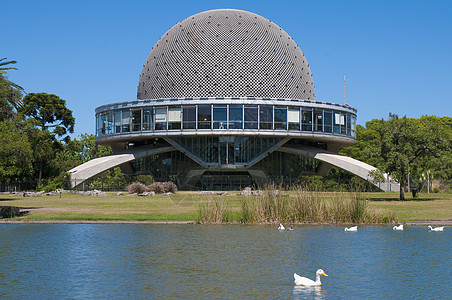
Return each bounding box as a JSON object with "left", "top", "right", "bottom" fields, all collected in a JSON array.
[
  {"left": 240, "top": 186, "right": 395, "bottom": 224},
  {"left": 197, "top": 197, "right": 233, "bottom": 224}
]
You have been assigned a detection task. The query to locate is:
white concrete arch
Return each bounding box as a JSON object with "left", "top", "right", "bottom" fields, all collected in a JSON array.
[
  {"left": 278, "top": 144, "right": 400, "bottom": 192},
  {"left": 68, "top": 143, "right": 399, "bottom": 192},
  {"left": 68, "top": 145, "right": 175, "bottom": 188}
]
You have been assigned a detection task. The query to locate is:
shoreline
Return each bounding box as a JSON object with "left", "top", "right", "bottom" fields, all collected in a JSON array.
[
  {"left": 1, "top": 219, "right": 451, "bottom": 225},
  {"left": 1, "top": 191, "right": 451, "bottom": 225},
  {"left": 0, "top": 220, "right": 197, "bottom": 225}
]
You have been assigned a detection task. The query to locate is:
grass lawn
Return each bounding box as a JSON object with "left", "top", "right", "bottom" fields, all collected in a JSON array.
[
  {"left": 364, "top": 192, "right": 452, "bottom": 222},
  {"left": 1, "top": 191, "right": 451, "bottom": 223},
  {"left": 0, "top": 192, "right": 240, "bottom": 222}
]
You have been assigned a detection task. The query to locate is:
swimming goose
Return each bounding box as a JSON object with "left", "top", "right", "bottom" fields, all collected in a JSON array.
[
  {"left": 294, "top": 269, "right": 328, "bottom": 286},
  {"left": 428, "top": 225, "right": 444, "bottom": 231},
  {"left": 344, "top": 226, "right": 358, "bottom": 232},
  {"left": 393, "top": 224, "right": 404, "bottom": 230}
]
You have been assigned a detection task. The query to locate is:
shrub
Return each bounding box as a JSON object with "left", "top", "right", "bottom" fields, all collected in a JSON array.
[
  {"left": 162, "top": 181, "right": 178, "bottom": 193},
  {"left": 135, "top": 175, "right": 154, "bottom": 185},
  {"left": 148, "top": 182, "right": 164, "bottom": 193},
  {"left": 147, "top": 181, "right": 178, "bottom": 193},
  {"left": 0, "top": 206, "right": 20, "bottom": 218},
  {"left": 126, "top": 182, "right": 148, "bottom": 194},
  {"left": 39, "top": 172, "right": 71, "bottom": 192}
]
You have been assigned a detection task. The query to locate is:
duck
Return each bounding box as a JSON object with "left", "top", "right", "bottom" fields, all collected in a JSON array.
[
  {"left": 428, "top": 225, "right": 444, "bottom": 231},
  {"left": 294, "top": 269, "right": 328, "bottom": 286},
  {"left": 344, "top": 226, "right": 358, "bottom": 232},
  {"left": 286, "top": 225, "right": 294, "bottom": 231},
  {"left": 393, "top": 224, "right": 404, "bottom": 230},
  {"left": 278, "top": 223, "right": 285, "bottom": 230}
]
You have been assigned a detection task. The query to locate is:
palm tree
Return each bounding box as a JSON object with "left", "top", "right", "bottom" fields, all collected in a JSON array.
[{"left": 0, "top": 57, "right": 24, "bottom": 109}]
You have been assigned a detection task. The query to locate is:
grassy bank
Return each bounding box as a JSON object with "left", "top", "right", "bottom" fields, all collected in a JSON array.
[
  {"left": 365, "top": 192, "right": 452, "bottom": 222},
  {"left": 0, "top": 191, "right": 451, "bottom": 224}
]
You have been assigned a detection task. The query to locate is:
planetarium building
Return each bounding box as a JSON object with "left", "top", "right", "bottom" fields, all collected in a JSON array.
[{"left": 70, "top": 9, "right": 398, "bottom": 191}]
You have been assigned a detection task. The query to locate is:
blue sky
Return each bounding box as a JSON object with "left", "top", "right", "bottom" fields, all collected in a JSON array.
[{"left": 3, "top": 0, "right": 451, "bottom": 137}]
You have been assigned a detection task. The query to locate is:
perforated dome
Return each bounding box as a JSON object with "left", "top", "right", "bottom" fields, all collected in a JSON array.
[{"left": 137, "top": 9, "right": 315, "bottom": 100}]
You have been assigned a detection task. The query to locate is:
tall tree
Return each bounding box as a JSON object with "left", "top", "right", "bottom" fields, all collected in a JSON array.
[
  {"left": 19, "top": 93, "right": 75, "bottom": 185},
  {"left": 377, "top": 114, "right": 421, "bottom": 200},
  {"left": 0, "top": 120, "right": 33, "bottom": 183},
  {"left": 0, "top": 57, "right": 25, "bottom": 120},
  {"left": 414, "top": 116, "right": 452, "bottom": 183},
  {"left": 342, "top": 114, "right": 451, "bottom": 200},
  {"left": 20, "top": 93, "right": 74, "bottom": 135}
]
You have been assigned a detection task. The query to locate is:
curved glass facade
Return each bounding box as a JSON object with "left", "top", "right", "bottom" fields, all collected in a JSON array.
[
  {"left": 95, "top": 98, "right": 357, "bottom": 139},
  {"left": 131, "top": 149, "right": 320, "bottom": 190},
  {"left": 94, "top": 98, "right": 357, "bottom": 190}
]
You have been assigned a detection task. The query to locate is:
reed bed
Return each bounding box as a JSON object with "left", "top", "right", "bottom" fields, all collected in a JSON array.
[
  {"left": 197, "top": 197, "right": 234, "bottom": 224},
  {"left": 239, "top": 187, "right": 395, "bottom": 224}
]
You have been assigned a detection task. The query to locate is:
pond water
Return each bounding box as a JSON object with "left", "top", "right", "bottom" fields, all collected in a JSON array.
[{"left": 0, "top": 224, "right": 450, "bottom": 299}]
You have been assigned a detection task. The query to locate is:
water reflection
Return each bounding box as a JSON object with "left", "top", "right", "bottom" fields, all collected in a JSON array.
[{"left": 293, "top": 286, "right": 326, "bottom": 300}]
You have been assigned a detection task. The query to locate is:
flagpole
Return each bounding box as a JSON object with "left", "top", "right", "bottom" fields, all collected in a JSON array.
[{"left": 343, "top": 75, "right": 346, "bottom": 105}]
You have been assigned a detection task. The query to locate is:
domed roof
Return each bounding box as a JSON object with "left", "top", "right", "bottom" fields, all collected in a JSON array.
[{"left": 137, "top": 9, "right": 315, "bottom": 100}]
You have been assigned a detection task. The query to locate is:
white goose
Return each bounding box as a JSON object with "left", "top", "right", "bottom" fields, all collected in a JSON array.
[
  {"left": 294, "top": 269, "right": 328, "bottom": 286},
  {"left": 393, "top": 224, "right": 404, "bottom": 230},
  {"left": 344, "top": 226, "right": 358, "bottom": 232},
  {"left": 428, "top": 225, "right": 444, "bottom": 231}
]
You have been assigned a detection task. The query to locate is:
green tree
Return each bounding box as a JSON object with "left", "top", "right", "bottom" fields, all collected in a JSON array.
[
  {"left": 378, "top": 115, "right": 421, "bottom": 200},
  {"left": 20, "top": 93, "right": 74, "bottom": 136},
  {"left": 53, "top": 133, "right": 112, "bottom": 174},
  {"left": 340, "top": 123, "right": 385, "bottom": 167},
  {"left": 0, "top": 58, "right": 25, "bottom": 120},
  {"left": 26, "top": 126, "right": 60, "bottom": 185},
  {"left": 342, "top": 114, "right": 451, "bottom": 200},
  {"left": 413, "top": 116, "right": 452, "bottom": 183},
  {"left": 0, "top": 120, "right": 33, "bottom": 183},
  {"left": 76, "top": 133, "right": 112, "bottom": 161},
  {"left": 19, "top": 93, "right": 75, "bottom": 185}
]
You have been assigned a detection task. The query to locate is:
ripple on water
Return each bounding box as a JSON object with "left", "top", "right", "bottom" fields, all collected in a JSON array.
[{"left": 0, "top": 224, "right": 450, "bottom": 299}]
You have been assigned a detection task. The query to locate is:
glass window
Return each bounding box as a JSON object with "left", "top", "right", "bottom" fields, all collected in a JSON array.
[
  {"left": 143, "top": 108, "right": 153, "bottom": 131},
  {"left": 105, "top": 111, "right": 113, "bottom": 134},
  {"left": 302, "top": 108, "right": 312, "bottom": 131},
  {"left": 324, "top": 110, "right": 333, "bottom": 133},
  {"left": 244, "top": 105, "right": 258, "bottom": 129},
  {"left": 351, "top": 114, "right": 357, "bottom": 138},
  {"left": 183, "top": 106, "right": 196, "bottom": 129},
  {"left": 213, "top": 105, "right": 227, "bottom": 129},
  {"left": 122, "top": 109, "right": 131, "bottom": 132},
  {"left": 96, "top": 113, "right": 102, "bottom": 136},
  {"left": 155, "top": 107, "right": 167, "bottom": 130},
  {"left": 100, "top": 113, "right": 107, "bottom": 135},
  {"left": 341, "top": 112, "right": 347, "bottom": 135},
  {"left": 346, "top": 113, "right": 351, "bottom": 136},
  {"left": 259, "top": 105, "right": 273, "bottom": 129},
  {"left": 198, "top": 104, "right": 211, "bottom": 129},
  {"left": 314, "top": 108, "right": 323, "bottom": 132},
  {"left": 274, "top": 106, "right": 287, "bottom": 130},
  {"left": 229, "top": 105, "right": 243, "bottom": 129},
  {"left": 114, "top": 110, "right": 122, "bottom": 133},
  {"left": 333, "top": 111, "right": 344, "bottom": 134},
  {"left": 131, "top": 109, "right": 141, "bottom": 131},
  {"left": 288, "top": 107, "right": 300, "bottom": 130},
  {"left": 168, "top": 106, "right": 181, "bottom": 130}
]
